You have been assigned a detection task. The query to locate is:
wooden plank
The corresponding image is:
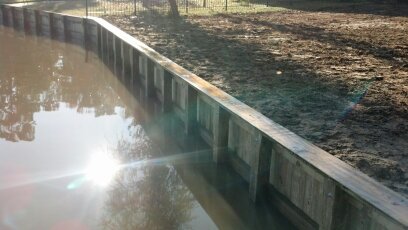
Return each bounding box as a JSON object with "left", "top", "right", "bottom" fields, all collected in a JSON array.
[
  {"left": 275, "top": 150, "right": 284, "bottom": 195},
  {"left": 113, "top": 36, "right": 121, "bottom": 78},
  {"left": 97, "top": 24, "right": 102, "bottom": 58},
  {"left": 101, "top": 27, "right": 107, "bottom": 64},
  {"left": 124, "top": 43, "right": 132, "bottom": 87},
  {"left": 185, "top": 85, "right": 197, "bottom": 135},
  {"left": 249, "top": 134, "right": 272, "bottom": 201},
  {"left": 171, "top": 78, "right": 186, "bottom": 111},
  {"left": 212, "top": 105, "right": 229, "bottom": 163},
  {"left": 197, "top": 95, "right": 214, "bottom": 135},
  {"left": 52, "top": 14, "right": 64, "bottom": 40},
  {"left": 108, "top": 32, "right": 114, "bottom": 70},
  {"left": 162, "top": 70, "right": 173, "bottom": 113},
  {"left": 269, "top": 146, "right": 278, "bottom": 186},
  {"left": 321, "top": 178, "right": 336, "bottom": 230},
  {"left": 228, "top": 154, "right": 250, "bottom": 182},
  {"left": 0, "top": 6, "right": 3, "bottom": 26},
  {"left": 49, "top": 12, "right": 55, "bottom": 39},
  {"left": 267, "top": 185, "right": 319, "bottom": 230},
  {"left": 12, "top": 7, "right": 23, "bottom": 30},
  {"left": 138, "top": 55, "right": 148, "bottom": 86},
  {"left": 370, "top": 210, "right": 404, "bottom": 230},
  {"left": 228, "top": 117, "right": 259, "bottom": 165},
  {"left": 290, "top": 162, "right": 302, "bottom": 209},
  {"left": 312, "top": 177, "right": 324, "bottom": 225},
  {"left": 145, "top": 58, "right": 155, "bottom": 98},
  {"left": 285, "top": 157, "right": 294, "bottom": 198},
  {"left": 131, "top": 49, "right": 140, "bottom": 88},
  {"left": 35, "top": 10, "right": 41, "bottom": 35},
  {"left": 303, "top": 175, "right": 314, "bottom": 218},
  {"left": 154, "top": 65, "right": 164, "bottom": 101},
  {"left": 120, "top": 40, "right": 125, "bottom": 82},
  {"left": 179, "top": 85, "right": 198, "bottom": 150}
]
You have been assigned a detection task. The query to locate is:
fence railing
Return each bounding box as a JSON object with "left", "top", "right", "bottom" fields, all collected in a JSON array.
[{"left": 0, "top": 0, "right": 273, "bottom": 16}]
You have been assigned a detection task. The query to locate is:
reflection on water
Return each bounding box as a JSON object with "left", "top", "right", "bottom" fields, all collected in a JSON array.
[
  {"left": 102, "top": 141, "right": 197, "bottom": 230},
  {"left": 0, "top": 26, "right": 294, "bottom": 229}
]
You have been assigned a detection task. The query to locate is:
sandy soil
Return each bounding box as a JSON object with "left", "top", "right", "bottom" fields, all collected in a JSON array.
[{"left": 105, "top": 3, "right": 408, "bottom": 197}]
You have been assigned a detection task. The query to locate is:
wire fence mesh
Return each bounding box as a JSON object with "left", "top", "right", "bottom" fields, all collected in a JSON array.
[
  {"left": 0, "top": 0, "right": 273, "bottom": 16},
  {"left": 86, "top": 0, "right": 272, "bottom": 16}
]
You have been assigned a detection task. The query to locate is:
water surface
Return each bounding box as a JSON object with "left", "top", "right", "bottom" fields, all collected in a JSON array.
[{"left": 0, "top": 26, "right": 294, "bottom": 230}]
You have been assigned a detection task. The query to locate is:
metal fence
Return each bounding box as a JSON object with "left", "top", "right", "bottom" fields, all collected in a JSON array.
[
  {"left": 0, "top": 0, "right": 272, "bottom": 16},
  {"left": 86, "top": 0, "right": 271, "bottom": 16}
]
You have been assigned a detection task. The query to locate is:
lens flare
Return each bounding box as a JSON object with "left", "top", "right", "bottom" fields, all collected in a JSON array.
[{"left": 85, "top": 152, "right": 119, "bottom": 186}]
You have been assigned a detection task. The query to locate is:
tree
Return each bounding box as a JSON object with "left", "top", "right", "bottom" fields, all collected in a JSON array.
[{"left": 168, "top": 0, "right": 180, "bottom": 17}]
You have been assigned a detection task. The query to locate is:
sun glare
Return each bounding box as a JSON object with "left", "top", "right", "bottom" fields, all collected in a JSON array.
[{"left": 85, "top": 152, "right": 119, "bottom": 186}]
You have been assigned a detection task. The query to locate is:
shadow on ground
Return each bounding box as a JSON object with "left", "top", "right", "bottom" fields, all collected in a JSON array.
[
  {"left": 106, "top": 8, "right": 408, "bottom": 196},
  {"left": 266, "top": 0, "right": 408, "bottom": 17}
]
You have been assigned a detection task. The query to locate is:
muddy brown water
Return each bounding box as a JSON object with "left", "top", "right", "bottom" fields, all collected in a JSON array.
[{"left": 0, "top": 26, "right": 295, "bottom": 229}]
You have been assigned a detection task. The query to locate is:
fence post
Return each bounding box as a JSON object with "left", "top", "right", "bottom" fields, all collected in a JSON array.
[{"left": 225, "top": 0, "right": 228, "bottom": 11}]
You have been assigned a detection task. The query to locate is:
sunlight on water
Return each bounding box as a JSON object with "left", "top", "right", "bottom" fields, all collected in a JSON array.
[
  {"left": 0, "top": 26, "right": 294, "bottom": 230},
  {"left": 85, "top": 151, "right": 119, "bottom": 187}
]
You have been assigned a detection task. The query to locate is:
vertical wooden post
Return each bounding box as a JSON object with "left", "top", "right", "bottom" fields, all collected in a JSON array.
[
  {"left": 132, "top": 49, "right": 140, "bottom": 87},
  {"left": 120, "top": 41, "right": 126, "bottom": 82},
  {"left": 107, "top": 31, "right": 112, "bottom": 68},
  {"left": 160, "top": 70, "right": 173, "bottom": 134},
  {"left": 83, "top": 18, "right": 89, "bottom": 50},
  {"left": 0, "top": 6, "right": 3, "bottom": 26},
  {"left": 49, "top": 13, "right": 55, "bottom": 39},
  {"left": 162, "top": 71, "right": 173, "bottom": 113},
  {"left": 106, "top": 31, "right": 110, "bottom": 68},
  {"left": 11, "top": 7, "right": 15, "bottom": 29},
  {"left": 63, "top": 16, "right": 69, "bottom": 42},
  {"left": 116, "top": 39, "right": 122, "bottom": 79},
  {"left": 97, "top": 25, "right": 102, "bottom": 58},
  {"left": 249, "top": 133, "right": 272, "bottom": 202},
  {"left": 129, "top": 49, "right": 135, "bottom": 91},
  {"left": 321, "top": 178, "right": 336, "bottom": 230},
  {"left": 121, "top": 43, "right": 132, "bottom": 88},
  {"left": 101, "top": 28, "right": 107, "bottom": 63},
  {"left": 185, "top": 86, "right": 198, "bottom": 135},
  {"left": 22, "top": 8, "right": 28, "bottom": 33},
  {"left": 4, "top": 7, "right": 9, "bottom": 27},
  {"left": 126, "top": 48, "right": 133, "bottom": 87},
  {"left": 145, "top": 59, "right": 155, "bottom": 98},
  {"left": 212, "top": 106, "right": 229, "bottom": 163},
  {"left": 35, "top": 10, "right": 41, "bottom": 36},
  {"left": 113, "top": 36, "right": 118, "bottom": 76}
]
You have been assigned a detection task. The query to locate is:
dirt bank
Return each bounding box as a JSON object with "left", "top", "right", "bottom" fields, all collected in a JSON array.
[{"left": 105, "top": 4, "right": 408, "bottom": 197}]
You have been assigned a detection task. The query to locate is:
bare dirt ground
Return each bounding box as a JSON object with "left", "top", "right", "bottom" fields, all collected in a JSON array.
[{"left": 105, "top": 3, "right": 408, "bottom": 197}]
